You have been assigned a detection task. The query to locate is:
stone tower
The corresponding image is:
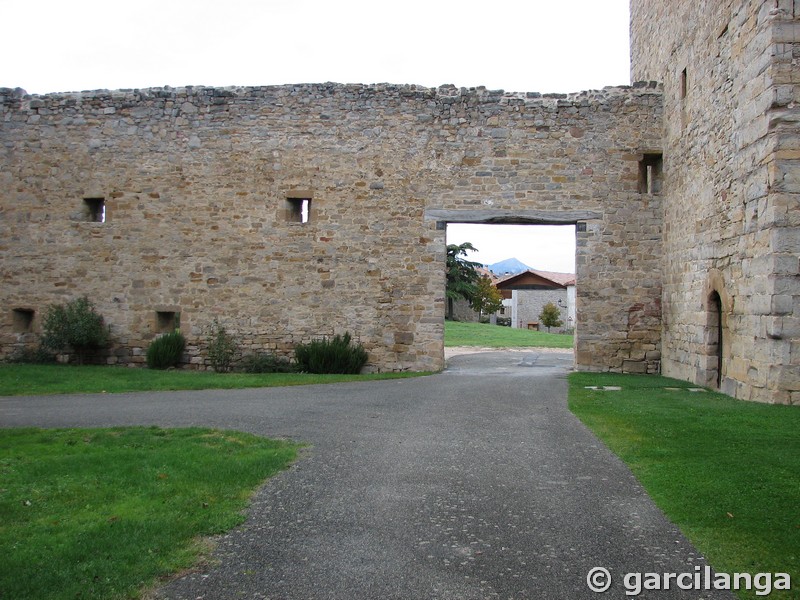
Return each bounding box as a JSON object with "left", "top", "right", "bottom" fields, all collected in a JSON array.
[{"left": 631, "top": 0, "right": 800, "bottom": 402}]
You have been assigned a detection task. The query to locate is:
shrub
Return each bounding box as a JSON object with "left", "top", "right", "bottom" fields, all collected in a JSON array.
[
  {"left": 294, "top": 332, "right": 368, "bottom": 374},
  {"left": 41, "top": 297, "right": 109, "bottom": 364},
  {"left": 240, "top": 352, "right": 296, "bottom": 374},
  {"left": 6, "top": 345, "right": 56, "bottom": 364},
  {"left": 207, "top": 319, "right": 237, "bottom": 372},
  {"left": 146, "top": 331, "right": 186, "bottom": 369}
]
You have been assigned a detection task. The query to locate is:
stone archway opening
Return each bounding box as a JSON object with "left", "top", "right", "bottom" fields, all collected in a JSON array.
[
  {"left": 444, "top": 222, "right": 577, "bottom": 331},
  {"left": 425, "top": 205, "right": 661, "bottom": 376},
  {"left": 429, "top": 209, "right": 593, "bottom": 355}
]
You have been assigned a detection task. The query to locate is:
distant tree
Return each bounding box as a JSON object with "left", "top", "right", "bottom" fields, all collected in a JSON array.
[
  {"left": 446, "top": 242, "right": 482, "bottom": 319},
  {"left": 472, "top": 275, "right": 504, "bottom": 318},
  {"left": 539, "top": 302, "right": 564, "bottom": 333}
]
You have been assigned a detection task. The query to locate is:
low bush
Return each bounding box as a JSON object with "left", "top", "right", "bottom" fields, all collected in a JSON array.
[
  {"left": 6, "top": 346, "right": 56, "bottom": 364},
  {"left": 40, "top": 297, "right": 109, "bottom": 364},
  {"left": 207, "top": 319, "right": 237, "bottom": 373},
  {"left": 146, "top": 331, "right": 186, "bottom": 369},
  {"left": 294, "top": 332, "right": 368, "bottom": 374},
  {"left": 240, "top": 352, "right": 296, "bottom": 374}
]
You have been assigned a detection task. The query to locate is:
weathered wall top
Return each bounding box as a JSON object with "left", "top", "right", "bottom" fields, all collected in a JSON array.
[
  {"left": 2, "top": 81, "right": 662, "bottom": 108},
  {"left": 0, "top": 81, "right": 661, "bottom": 102}
]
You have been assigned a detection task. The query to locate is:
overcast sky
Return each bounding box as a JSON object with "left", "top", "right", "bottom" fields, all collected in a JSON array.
[{"left": 3, "top": 0, "right": 631, "bottom": 273}]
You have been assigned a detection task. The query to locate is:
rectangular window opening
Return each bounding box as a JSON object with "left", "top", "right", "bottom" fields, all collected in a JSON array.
[
  {"left": 286, "top": 198, "right": 311, "bottom": 224},
  {"left": 638, "top": 153, "right": 663, "bottom": 195},
  {"left": 84, "top": 197, "right": 106, "bottom": 223},
  {"left": 12, "top": 308, "right": 35, "bottom": 333},
  {"left": 156, "top": 311, "right": 179, "bottom": 333}
]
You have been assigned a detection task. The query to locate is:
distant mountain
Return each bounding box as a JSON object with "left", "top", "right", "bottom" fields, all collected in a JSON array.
[{"left": 488, "top": 257, "right": 530, "bottom": 275}]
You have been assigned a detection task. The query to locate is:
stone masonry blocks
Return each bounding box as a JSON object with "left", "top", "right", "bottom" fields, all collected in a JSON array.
[{"left": 1, "top": 83, "right": 663, "bottom": 374}]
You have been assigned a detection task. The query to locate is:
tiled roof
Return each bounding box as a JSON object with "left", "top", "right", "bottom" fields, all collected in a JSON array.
[{"left": 496, "top": 269, "right": 576, "bottom": 288}]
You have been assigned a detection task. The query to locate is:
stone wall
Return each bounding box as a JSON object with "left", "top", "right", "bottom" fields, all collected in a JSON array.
[
  {"left": 631, "top": 0, "right": 800, "bottom": 402},
  {"left": 449, "top": 298, "right": 480, "bottom": 323},
  {"left": 510, "top": 289, "right": 569, "bottom": 333},
  {"left": 0, "top": 83, "right": 663, "bottom": 373}
]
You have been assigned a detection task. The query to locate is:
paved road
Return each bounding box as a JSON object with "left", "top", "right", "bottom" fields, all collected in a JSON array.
[{"left": 1, "top": 351, "right": 732, "bottom": 599}]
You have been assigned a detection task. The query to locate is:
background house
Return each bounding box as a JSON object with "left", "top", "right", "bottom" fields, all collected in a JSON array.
[{"left": 496, "top": 270, "right": 575, "bottom": 333}]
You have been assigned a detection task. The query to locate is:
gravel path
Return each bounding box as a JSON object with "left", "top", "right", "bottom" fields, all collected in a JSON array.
[{"left": 1, "top": 351, "right": 732, "bottom": 599}]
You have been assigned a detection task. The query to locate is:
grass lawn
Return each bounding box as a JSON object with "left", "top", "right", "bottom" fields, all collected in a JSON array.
[
  {"left": 0, "top": 364, "right": 430, "bottom": 397},
  {"left": 0, "top": 426, "right": 300, "bottom": 600},
  {"left": 445, "top": 320, "right": 573, "bottom": 349},
  {"left": 569, "top": 372, "right": 800, "bottom": 599}
]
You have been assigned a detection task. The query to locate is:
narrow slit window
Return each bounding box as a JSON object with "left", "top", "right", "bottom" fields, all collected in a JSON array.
[
  {"left": 638, "top": 153, "right": 663, "bottom": 195},
  {"left": 287, "top": 198, "right": 311, "bottom": 224},
  {"left": 84, "top": 197, "right": 106, "bottom": 223},
  {"left": 156, "top": 311, "right": 179, "bottom": 333},
  {"left": 680, "top": 68, "right": 688, "bottom": 100},
  {"left": 12, "top": 308, "right": 35, "bottom": 333}
]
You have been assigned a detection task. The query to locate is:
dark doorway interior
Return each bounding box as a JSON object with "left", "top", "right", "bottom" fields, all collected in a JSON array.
[{"left": 709, "top": 291, "right": 723, "bottom": 388}]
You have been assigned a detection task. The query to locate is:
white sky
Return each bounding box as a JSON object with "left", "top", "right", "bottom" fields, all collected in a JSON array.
[
  {"left": 446, "top": 224, "right": 577, "bottom": 274},
  {"left": 3, "top": 0, "right": 631, "bottom": 274}
]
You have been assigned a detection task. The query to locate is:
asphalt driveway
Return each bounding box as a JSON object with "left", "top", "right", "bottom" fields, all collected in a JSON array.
[{"left": 0, "top": 351, "right": 732, "bottom": 599}]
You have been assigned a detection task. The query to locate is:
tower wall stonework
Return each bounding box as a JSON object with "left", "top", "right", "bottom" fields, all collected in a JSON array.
[
  {"left": 0, "top": 84, "right": 663, "bottom": 373},
  {"left": 632, "top": 0, "right": 800, "bottom": 402}
]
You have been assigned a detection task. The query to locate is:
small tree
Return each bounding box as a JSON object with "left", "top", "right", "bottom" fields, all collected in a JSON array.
[
  {"left": 539, "top": 302, "right": 564, "bottom": 333},
  {"left": 472, "top": 275, "right": 504, "bottom": 319},
  {"left": 41, "top": 296, "right": 109, "bottom": 364},
  {"left": 206, "top": 319, "right": 237, "bottom": 372}
]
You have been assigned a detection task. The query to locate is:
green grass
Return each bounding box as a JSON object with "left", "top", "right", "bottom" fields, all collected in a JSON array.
[
  {"left": 0, "top": 426, "right": 300, "bottom": 600},
  {"left": 445, "top": 320, "right": 573, "bottom": 349},
  {"left": 568, "top": 372, "right": 800, "bottom": 599},
  {"left": 0, "top": 364, "right": 430, "bottom": 397}
]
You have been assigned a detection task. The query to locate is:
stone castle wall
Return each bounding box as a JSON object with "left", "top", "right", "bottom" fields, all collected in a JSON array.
[
  {"left": 1, "top": 83, "right": 663, "bottom": 372},
  {"left": 632, "top": 0, "right": 800, "bottom": 402}
]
